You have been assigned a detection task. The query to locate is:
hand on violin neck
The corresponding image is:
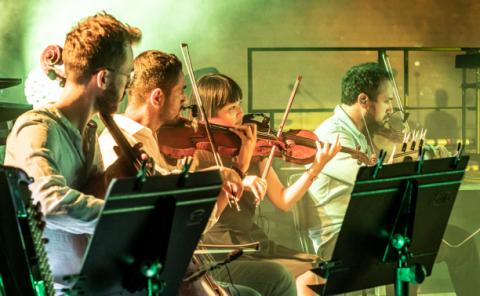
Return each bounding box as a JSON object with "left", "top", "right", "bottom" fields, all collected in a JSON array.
[
  {"left": 242, "top": 175, "right": 267, "bottom": 206},
  {"left": 229, "top": 123, "right": 257, "bottom": 172},
  {"left": 309, "top": 135, "right": 341, "bottom": 175},
  {"left": 112, "top": 142, "right": 156, "bottom": 175}
]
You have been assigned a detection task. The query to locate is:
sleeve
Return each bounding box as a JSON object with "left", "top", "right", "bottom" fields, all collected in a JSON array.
[
  {"left": 315, "top": 128, "right": 362, "bottom": 185},
  {"left": 4, "top": 118, "right": 103, "bottom": 234},
  {"left": 307, "top": 124, "right": 362, "bottom": 208}
]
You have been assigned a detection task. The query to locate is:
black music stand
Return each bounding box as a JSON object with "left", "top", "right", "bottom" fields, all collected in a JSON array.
[
  {"left": 0, "top": 165, "right": 54, "bottom": 296},
  {"left": 68, "top": 170, "right": 222, "bottom": 295},
  {"left": 309, "top": 154, "right": 469, "bottom": 296}
]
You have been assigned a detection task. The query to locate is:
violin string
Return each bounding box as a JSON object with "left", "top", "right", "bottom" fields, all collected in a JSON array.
[{"left": 195, "top": 235, "right": 230, "bottom": 290}]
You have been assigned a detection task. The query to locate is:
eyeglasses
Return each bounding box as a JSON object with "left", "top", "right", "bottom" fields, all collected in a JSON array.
[{"left": 104, "top": 67, "right": 135, "bottom": 88}]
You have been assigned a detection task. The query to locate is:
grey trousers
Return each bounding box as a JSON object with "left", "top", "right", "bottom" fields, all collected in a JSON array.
[{"left": 212, "top": 260, "right": 297, "bottom": 296}]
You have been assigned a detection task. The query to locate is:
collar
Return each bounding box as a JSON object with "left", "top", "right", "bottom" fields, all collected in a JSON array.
[
  {"left": 112, "top": 114, "right": 155, "bottom": 139},
  {"left": 333, "top": 105, "right": 371, "bottom": 154},
  {"left": 334, "top": 105, "right": 364, "bottom": 139}
]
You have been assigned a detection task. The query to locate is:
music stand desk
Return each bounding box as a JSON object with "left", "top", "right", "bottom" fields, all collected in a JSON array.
[
  {"left": 70, "top": 170, "right": 222, "bottom": 295},
  {"left": 310, "top": 155, "right": 469, "bottom": 295}
]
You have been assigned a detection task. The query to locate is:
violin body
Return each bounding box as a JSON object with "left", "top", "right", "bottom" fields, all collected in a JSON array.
[
  {"left": 269, "top": 129, "right": 317, "bottom": 164},
  {"left": 372, "top": 112, "right": 450, "bottom": 163},
  {"left": 371, "top": 109, "right": 417, "bottom": 163},
  {"left": 82, "top": 171, "right": 107, "bottom": 199},
  {"left": 156, "top": 118, "right": 242, "bottom": 160},
  {"left": 372, "top": 126, "right": 411, "bottom": 163}
]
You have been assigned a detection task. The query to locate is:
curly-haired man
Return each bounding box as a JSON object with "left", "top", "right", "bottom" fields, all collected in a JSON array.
[{"left": 4, "top": 12, "right": 141, "bottom": 290}]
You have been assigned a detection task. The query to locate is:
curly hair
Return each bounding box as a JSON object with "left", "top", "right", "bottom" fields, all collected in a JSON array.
[
  {"left": 128, "top": 50, "right": 183, "bottom": 106},
  {"left": 196, "top": 74, "right": 242, "bottom": 118},
  {"left": 63, "top": 12, "right": 141, "bottom": 83},
  {"left": 341, "top": 62, "right": 389, "bottom": 105}
]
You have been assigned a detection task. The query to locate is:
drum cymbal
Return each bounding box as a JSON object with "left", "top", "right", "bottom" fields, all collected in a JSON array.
[{"left": 0, "top": 78, "right": 22, "bottom": 90}]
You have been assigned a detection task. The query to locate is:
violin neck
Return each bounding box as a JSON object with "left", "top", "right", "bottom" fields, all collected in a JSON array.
[
  {"left": 99, "top": 113, "right": 141, "bottom": 170},
  {"left": 340, "top": 146, "right": 358, "bottom": 155},
  {"left": 258, "top": 130, "right": 356, "bottom": 155}
]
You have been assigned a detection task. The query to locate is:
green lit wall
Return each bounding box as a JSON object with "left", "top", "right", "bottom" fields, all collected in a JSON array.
[
  {"left": 1, "top": 0, "right": 479, "bottom": 106},
  {"left": 2, "top": 0, "right": 480, "bottom": 156}
]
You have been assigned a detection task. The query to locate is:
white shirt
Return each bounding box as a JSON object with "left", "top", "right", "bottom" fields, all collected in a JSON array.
[{"left": 308, "top": 105, "right": 372, "bottom": 252}]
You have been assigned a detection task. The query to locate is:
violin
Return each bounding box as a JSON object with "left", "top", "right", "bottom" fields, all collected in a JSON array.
[
  {"left": 156, "top": 114, "right": 374, "bottom": 166},
  {"left": 243, "top": 113, "right": 374, "bottom": 166},
  {"left": 372, "top": 110, "right": 411, "bottom": 161},
  {"left": 157, "top": 116, "right": 241, "bottom": 161}
]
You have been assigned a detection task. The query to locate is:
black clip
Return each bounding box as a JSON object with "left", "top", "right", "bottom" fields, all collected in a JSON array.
[
  {"left": 453, "top": 142, "right": 464, "bottom": 168},
  {"left": 133, "top": 159, "right": 149, "bottom": 191},
  {"left": 417, "top": 149, "right": 426, "bottom": 174},
  {"left": 373, "top": 149, "right": 387, "bottom": 179},
  {"left": 178, "top": 156, "right": 194, "bottom": 187}
]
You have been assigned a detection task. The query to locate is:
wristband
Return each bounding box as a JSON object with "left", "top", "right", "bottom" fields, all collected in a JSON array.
[{"left": 231, "top": 165, "right": 246, "bottom": 179}]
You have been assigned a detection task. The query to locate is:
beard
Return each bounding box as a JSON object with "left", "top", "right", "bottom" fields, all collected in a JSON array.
[
  {"left": 161, "top": 98, "right": 182, "bottom": 125},
  {"left": 365, "top": 111, "right": 386, "bottom": 134},
  {"left": 96, "top": 83, "right": 125, "bottom": 115}
]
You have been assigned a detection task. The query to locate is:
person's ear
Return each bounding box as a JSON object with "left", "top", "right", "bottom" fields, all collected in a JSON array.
[
  {"left": 358, "top": 93, "right": 369, "bottom": 106},
  {"left": 95, "top": 69, "right": 109, "bottom": 90},
  {"left": 150, "top": 88, "right": 165, "bottom": 108}
]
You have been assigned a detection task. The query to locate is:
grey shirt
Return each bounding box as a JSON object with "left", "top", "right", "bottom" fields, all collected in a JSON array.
[{"left": 4, "top": 106, "right": 104, "bottom": 283}]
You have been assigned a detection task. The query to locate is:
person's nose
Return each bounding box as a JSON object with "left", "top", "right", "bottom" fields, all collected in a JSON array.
[
  {"left": 237, "top": 107, "right": 244, "bottom": 121},
  {"left": 387, "top": 101, "right": 393, "bottom": 114}
]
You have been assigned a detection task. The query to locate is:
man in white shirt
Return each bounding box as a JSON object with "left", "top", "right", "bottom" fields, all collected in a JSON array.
[
  {"left": 309, "top": 62, "right": 480, "bottom": 296},
  {"left": 308, "top": 62, "right": 393, "bottom": 259},
  {"left": 4, "top": 12, "right": 141, "bottom": 289}
]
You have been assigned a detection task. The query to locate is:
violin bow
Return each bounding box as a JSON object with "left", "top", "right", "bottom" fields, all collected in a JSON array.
[
  {"left": 260, "top": 75, "right": 302, "bottom": 180},
  {"left": 381, "top": 52, "right": 411, "bottom": 131},
  {"left": 180, "top": 43, "right": 240, "bottom": 211}
]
